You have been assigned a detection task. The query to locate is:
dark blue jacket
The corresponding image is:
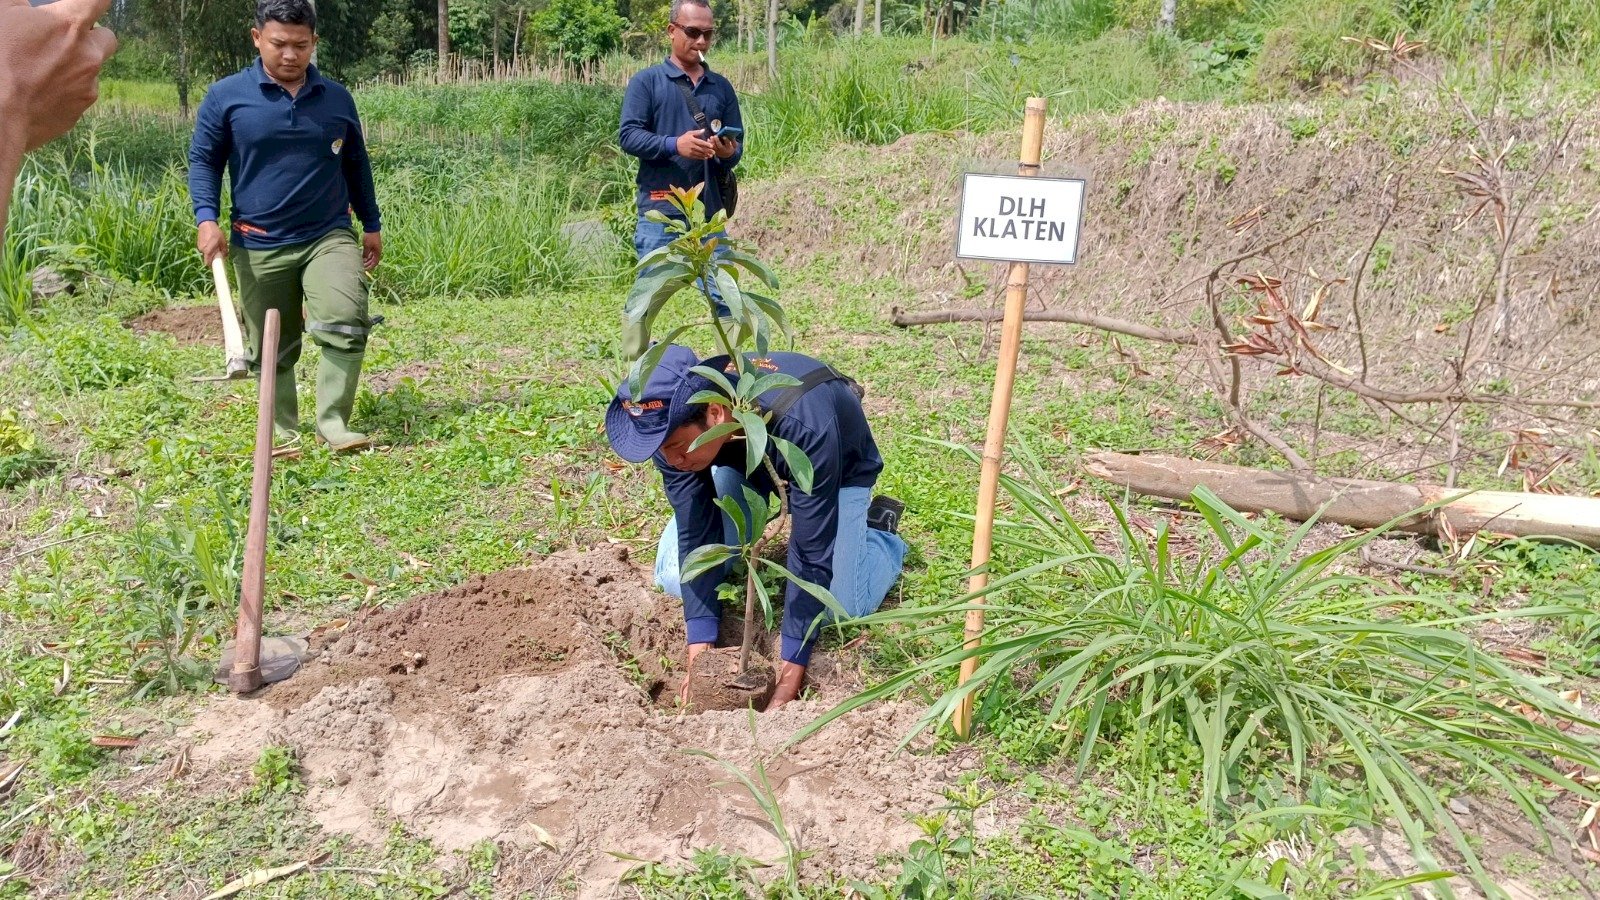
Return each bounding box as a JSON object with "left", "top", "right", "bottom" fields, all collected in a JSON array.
[
  {"left": 619, "top": 58, "right": 743, "bottom": 217},
  {"left": 188, "top": 61, "right": 381, "bottom": 250},
  {"left": 656, "top": 353, "right": 882, "bottom": 666}
]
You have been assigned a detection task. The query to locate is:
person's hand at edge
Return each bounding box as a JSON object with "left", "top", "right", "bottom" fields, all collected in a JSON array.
[
  {"left": 678, "top": 641, "right": 714, "bottom": 706},
  {"left": 713, "top": 136, "right": 739, "bottom": 160},
  {"left": 362, "top": 231, "right": 382, "bottom": 272},
  {"left": 0, "top": 0, "right": 119, "bottom": 153}
]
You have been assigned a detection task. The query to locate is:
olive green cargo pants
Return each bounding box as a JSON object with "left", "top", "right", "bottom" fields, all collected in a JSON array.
[{"left": 232, "top": 229, "right": 374, "bottom": 448}]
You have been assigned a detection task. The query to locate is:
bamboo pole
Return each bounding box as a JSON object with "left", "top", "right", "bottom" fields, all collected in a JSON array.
[
  {"left": 952, "top": 97, "right": 1048, "bottom": 740},
  {"left": 229, "top": 309, "right": 279, "bottom": 694}
]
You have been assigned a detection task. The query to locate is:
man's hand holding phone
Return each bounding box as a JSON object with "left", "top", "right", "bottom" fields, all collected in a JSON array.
[
  {"left": 709, "top": 122, "right": 741, "bottom": 160},
  {"left": 675, "top": 128, "right": 717, "bottom": 161}
]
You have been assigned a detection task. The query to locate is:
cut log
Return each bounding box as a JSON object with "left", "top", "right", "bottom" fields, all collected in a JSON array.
[{"left": 1084, "top": 452, "right": 1600, "bottom": 549}]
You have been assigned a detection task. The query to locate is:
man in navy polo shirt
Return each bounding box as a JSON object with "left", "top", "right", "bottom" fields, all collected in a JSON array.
[
  {"left": 617, "top": 0, "right": 742, "bottom": 359},
  {"left": 606, "top": 345, "right": 908, "bottom": 711},
  {"left": 188, "top": 0, "right": 383, "bottom": 452}
]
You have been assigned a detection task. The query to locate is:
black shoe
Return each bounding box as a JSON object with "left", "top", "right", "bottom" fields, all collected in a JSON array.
[{"left": 866, "top": 495, "right": 905, "bottom": 534}]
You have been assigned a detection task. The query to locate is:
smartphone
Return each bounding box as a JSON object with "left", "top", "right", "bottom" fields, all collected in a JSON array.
[{"left": 714, "top": 124, "right": 743, "bottom": 140}]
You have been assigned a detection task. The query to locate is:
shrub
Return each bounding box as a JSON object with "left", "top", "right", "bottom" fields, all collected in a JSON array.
[{"left": 531, "top": 0, "right": 629, "bottom": 63}]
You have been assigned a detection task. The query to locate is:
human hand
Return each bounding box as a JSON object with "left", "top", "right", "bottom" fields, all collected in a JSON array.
[
  {"left": 713, "top": 136, "right": 739, "bottom": 160},
  {"left": 196, "top": 221, "right": 227, "bottom": 266},
  {"left": 763, "top": 661, "right": 805, "bottom": 712},
  {"left": 0, "top": 0, "right": 119, "bottom": 153},
  {"left": 678, "top": 642, "right": 714, "bottom": 706},
  {"left": 362, "top": 231, "right": 382, "bottom": 271},
  {"left": 675, "top": 129, "right": 716, "bottom": 161}
]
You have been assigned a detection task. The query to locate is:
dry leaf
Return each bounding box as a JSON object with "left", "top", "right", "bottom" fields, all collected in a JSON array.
[
  {"left": 399, "top": 552, "right": 434, "bottom": 570},
  {"left": 200, "top": 861, "right": 311, "bottom": 900}
]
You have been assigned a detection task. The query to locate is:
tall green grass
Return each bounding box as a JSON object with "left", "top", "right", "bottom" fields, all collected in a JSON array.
[
  {"left": 801, "top": 440, "right": 1600, "bottom": 897},
  {"left": 3, "top": 118, "right": 611, "bottom": 309}
]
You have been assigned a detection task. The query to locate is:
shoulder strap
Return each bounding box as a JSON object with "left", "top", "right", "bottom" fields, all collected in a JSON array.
[
  {"left": 763, "top": 364, "right": 850, "bottom": 423},
  {"left": 671, "top": 76, "right": 708, "bottom": 130}
]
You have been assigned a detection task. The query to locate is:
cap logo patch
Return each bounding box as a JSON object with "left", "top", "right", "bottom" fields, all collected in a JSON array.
[
  {"left": 725, "top": 358, "right": 779, "bottom": 373},
  {"left": 623, "top": 399, "right": 665, "bottom": 417}
]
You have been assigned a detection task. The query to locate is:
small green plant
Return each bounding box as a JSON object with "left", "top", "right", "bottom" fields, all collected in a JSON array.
[
  {"left": 122, "top": 489, "right": 244, "bottom": 698},
  {"left": 0, "top": 409, "right": 55, "bottom": 489},
  {"left": 248, "top": 745, "right": 300, "bottom": 801}
]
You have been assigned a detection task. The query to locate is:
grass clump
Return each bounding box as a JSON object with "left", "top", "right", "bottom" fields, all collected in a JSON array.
[{"left": 807, "top": 442, "right": 1600, "bottom": 896}]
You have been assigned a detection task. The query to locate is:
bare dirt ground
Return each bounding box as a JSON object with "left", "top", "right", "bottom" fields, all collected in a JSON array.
[
  {"left": 174, "top": 547, "right": 963, "bottom": 897},
  {"left": 125, "top": 305, "right": 222, "bottom": 346}
]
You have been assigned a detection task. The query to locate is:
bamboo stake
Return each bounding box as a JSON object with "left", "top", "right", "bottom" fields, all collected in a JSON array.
[
  {"left": 230, "top": 308, "right": 279, "bottom": 694},
  {"left": 953, "top": 97, "right": 1048, "bottom": 739}
]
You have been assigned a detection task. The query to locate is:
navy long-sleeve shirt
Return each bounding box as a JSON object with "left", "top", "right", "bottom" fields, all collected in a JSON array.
[
  {"left": 656, "top": 353, "right": 882, "bottom": 666},
  {"left": 188, "top": 61, "right": 380, "bottom": 250},
  {"left": 619, "top": 57, "right": 743, "bottom": 217}
]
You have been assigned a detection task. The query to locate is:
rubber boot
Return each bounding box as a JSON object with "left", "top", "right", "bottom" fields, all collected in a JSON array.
[
  {"left": 314, "top": 348, "right": 371, "bottom": 452},
  {"left": 272, "top": 367, "right": 299, "bottom": 445}
]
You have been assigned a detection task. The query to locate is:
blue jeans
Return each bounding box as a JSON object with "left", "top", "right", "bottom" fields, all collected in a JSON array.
[
  {"left": 634, "top": 215, "right": 730, "bottom": 319},
  {"left": 654, "top": 466, "right": 909, "bottom": 644}
]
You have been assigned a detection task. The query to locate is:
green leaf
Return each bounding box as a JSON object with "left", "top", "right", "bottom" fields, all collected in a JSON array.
[
  {"left": 722, "top": 248, "right": 780, "bottom": 289},
  {"left": 689, "top": 364, "right": 737, "bottom": 398},
  {"left": 643, "top": 209, "right": 673, "bottom": 225},
  {"left": 685, "top": 389, "right": 730, "bottom": 407},
  {"left": 772, "top": 437, "right": 815, "bottom": 494},
  {"left": 688, "top": 421, "right": 742, "bottom": 453},
  {"left": 758, "top": 559, "right": 846, "bottom": 618},
  {"left": 747, "top": 372, "right": 802, "bottom": 398},
  {"left": 715, "top": 495, "right": 755, "bottom": 544},
  {"left": 625, "top": 326, "right": 695, "bottom": 399},
  {"left": 732, "top": 409, "right": 768, "bottom": 476},
  {"left": 681, "top": 544, "right": 736, "bottom": 581}
]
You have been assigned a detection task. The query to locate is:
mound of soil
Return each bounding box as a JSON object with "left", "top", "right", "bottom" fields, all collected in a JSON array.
[
  {"left": 126, "top": 305, "right": 223, "bottom": 346},
  {"left": 179, "top": 547, "right": 959, "bottom": 896}
]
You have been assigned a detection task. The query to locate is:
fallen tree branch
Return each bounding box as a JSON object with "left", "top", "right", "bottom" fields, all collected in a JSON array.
[
  {"left": 1086, "top": 452, "right": 1600, "bottom": 548},
  {"left": 889, "top": 306, "right": 1199, "bottom": 345},
  {"left": 1203, "top": 352, "right": 1311, "bottom": 471},
  {"left": 891, "top": 305, "right": 1600, "bottom": 410}
]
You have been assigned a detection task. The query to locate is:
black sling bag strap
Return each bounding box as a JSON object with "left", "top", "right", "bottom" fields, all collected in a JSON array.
[
  {"left": 762, "top": 364, "right": 851, "bottom": 423},
  {"left": 671, "top": 75, "right": 710, "bottom": 132},
  {"left": 671, "top": 76, "right": 739, "bottom": 216}
]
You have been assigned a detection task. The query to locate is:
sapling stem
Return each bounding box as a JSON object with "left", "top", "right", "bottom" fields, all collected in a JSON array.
[{"left": 739, "top": 457, "right": 790, "bottom": 675}]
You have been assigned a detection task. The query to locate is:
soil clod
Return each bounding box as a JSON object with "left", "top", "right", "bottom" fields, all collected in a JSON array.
[{"left": 687, "top": 646, "right": 775, "bottom": 711}]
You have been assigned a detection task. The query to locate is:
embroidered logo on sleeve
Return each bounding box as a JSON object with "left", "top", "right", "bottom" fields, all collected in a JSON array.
[{"left": 331, "top": 138, "right": 345, "bottom": 156}]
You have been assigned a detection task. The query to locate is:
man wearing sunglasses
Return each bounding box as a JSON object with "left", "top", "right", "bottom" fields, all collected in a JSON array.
[{"left": 618, "top": 0, "right": 743, "bottom": 358}]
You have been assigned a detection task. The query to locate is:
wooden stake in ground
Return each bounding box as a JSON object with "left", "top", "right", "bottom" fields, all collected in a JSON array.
[
  {"left": 953, "top": 97, "right": 1048, "bottom": 740},
  {"left": 230, "top": 308, "right": 279, "bottom": 694},
  {"left": 212, "top": 256, "right": 249, "bottom": 379}
]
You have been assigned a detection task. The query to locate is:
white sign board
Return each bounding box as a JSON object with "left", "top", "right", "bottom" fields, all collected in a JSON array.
[{"left": 956, "top": 173, "right": 1085, "bottom": 265}]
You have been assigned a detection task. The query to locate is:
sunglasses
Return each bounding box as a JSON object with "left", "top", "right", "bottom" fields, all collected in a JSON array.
[{"left": 672, "top": 23, "right": 716, "bottom": 41}]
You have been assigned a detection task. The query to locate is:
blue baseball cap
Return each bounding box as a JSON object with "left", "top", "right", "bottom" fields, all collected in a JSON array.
[{"left": 605, "top": 344, "right": 704, "bottom": 463}]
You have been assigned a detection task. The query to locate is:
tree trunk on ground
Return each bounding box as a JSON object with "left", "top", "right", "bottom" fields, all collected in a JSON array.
[
  {"left": 1084, "top": 452, "right": 1600, "bottom": 548},
  {"left": 854, "top": 0, "right": 865, "bottom": 35},
  {"left": 766, "top": 0, "right": 777, "bottom": 81},
  {"left": 1158, "top": 0, "right": 1177, "bottom": 30}
]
